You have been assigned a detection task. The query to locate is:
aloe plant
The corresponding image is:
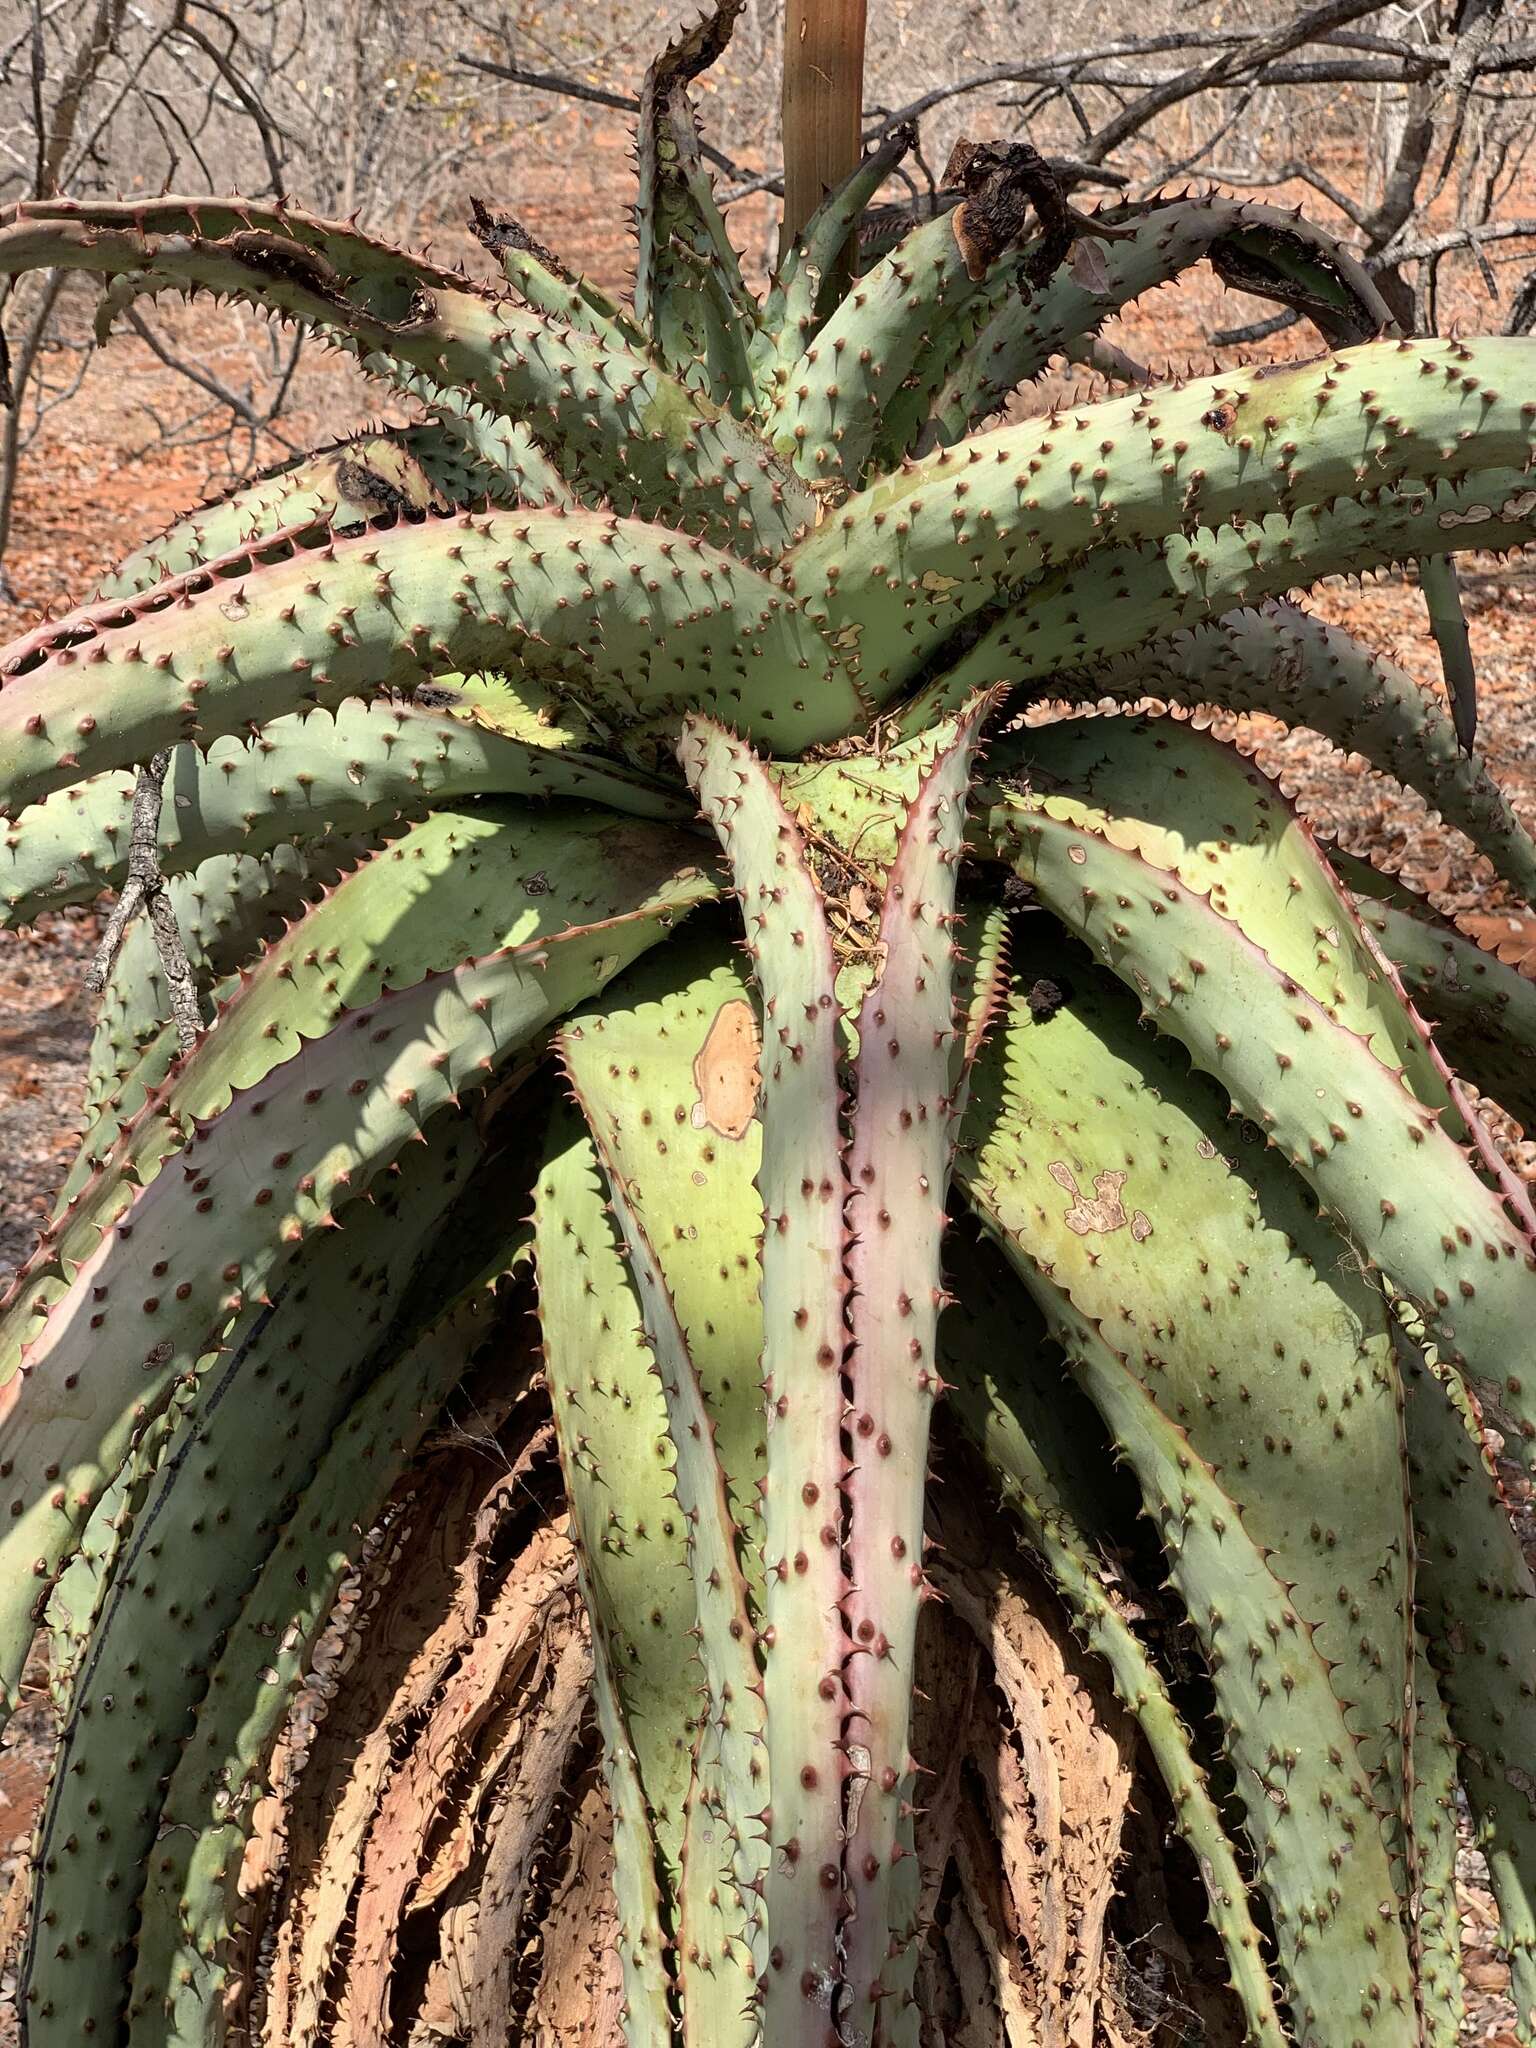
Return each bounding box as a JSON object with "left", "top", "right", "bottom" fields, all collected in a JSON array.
[{"left": 3, "top": 5, "right": 1536, "bottom": 2043}]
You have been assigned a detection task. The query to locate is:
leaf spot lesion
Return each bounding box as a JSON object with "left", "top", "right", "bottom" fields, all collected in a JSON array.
[{"left": 1048, "top": 1160, "right": 1152, "bottom": 1241}]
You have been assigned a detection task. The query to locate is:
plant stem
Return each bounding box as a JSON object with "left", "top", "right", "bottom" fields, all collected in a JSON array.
[{"left": 779, "top": 0, "right": 867, "bottom": 275}]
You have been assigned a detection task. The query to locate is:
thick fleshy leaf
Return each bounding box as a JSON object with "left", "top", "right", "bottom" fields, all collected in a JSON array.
[
  {"left": 942, "top": 1224, "right": 1290, "bottom": 2048},
  {"left": 0, "top": 811, "right": 715, "bottom": 1714},
  {"left": 1040, "top": 602, "right": 1536, "bottom": 910},
  {"left": 1418, "top": 554, "right": 1478, "bottom": 753},
  {"left": 901, "top": 463, "right": 1536, "bottom": 731},
  {"left": 5, "top": 804, "right": 711, "bottom": 1386},
  {"left": 997, "top": 711, "right": 1465, "bottom": 1132},
  {"left": 128, "top": 1154, "right": 537, "bottom": 2047},
  {"left": 532, "top": 1106, "right": 703, "bottom": 2038},
  {"left": 756, "top": 122, "right": 917, "bottom": 393},
  {"left": 20, "top": 1112, "right": 486, "bottom": 2045},
  {"left": 634, "top": 0, "right": 756, "bottom": 405},
  {"left": 0, "top": 197, "right": 814, "bottom": 554},
  {"left": 765, "top": 202, "right": 1005, "bottom": 487},
  {"left": 923, "top": 196, "right": 1390, "bottom": 450},
  {"left": 959, "top": 1217, "right": 1416, "bottom": 2044},
  {"left": 957, "top": 937, "right": 1417, "bottom": 1831},
  {"left": 560, "top": 934, "right": 767, "bottom": 1595},
  {"left": 0, "top": 510, "right": 858, "bottom": 817},
  {"left": 839, "top": 703, "right": 987, "bottom": 2047},
  {"left": 548, "top": 1085, "right": 767, "bottom": 2035},
  {"left": 1400, "top": 1331, "right": 1536, "bottom": 2030},
  {"left": 679, "top": 719, "right": 850, "bottom": 2032},
  {"left": 2, "top": 693, "right": 690, "bottom": 928},
  {"left": 979, "top": 791, "right": 1536, "bottom": 1478},
  {"left": 1343, "top": 851, "right": 1536, "bottom": 1130},
  {"left": 789, "top": 337, "right": 1536, "bottom": 703}
]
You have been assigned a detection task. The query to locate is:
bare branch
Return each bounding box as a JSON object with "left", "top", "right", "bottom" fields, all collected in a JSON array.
[
  {"left": 1375, "top": 215, "right": 1536, "bottom": 266},
  {"left": 1197, "top": 158, "right": 1371, "bottom": 229},
  {"left": 1082, "top": 0, "right": 1392, "bottom": 164},
  {"left": 120, "top": 303, "right": 297, "bottom": 440},
  {"left": 84, "top": 750, "right": 203, "bottom": 1053}
]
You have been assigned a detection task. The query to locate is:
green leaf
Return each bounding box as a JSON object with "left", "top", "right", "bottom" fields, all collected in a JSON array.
[
  {"left": 681, "top": 718, "right": 850, "bottom": 2033},
  {"left": 1343, "top": 852, "right": 1536, "bottom": 1128},
  {"left": 2, "top": 693, "right": 691, "bottom": 929},
  {"left": 924, "top": 197, "right": 1390, "bottom": 450},
  {"left": 1400, "top": 1330, "right": 1536, "bottom": 2032},
  {"left": 1033, "top": 602, "right": 1536, "bottom": 910},
  {"left": 0, "top": 511, "right": 857, "bottom": 816},
  {"left": 634, "top": 0, "right": 757, "bottom": 406},
  {"left": 0, "top": 198, "right": 813, "bottom": 554},
  {"left": 20, "top": 1112, "right": 486, "bottom": 2045},
  {"left": 756, "top": 123, "right": 917, "bottom": 398},
  {"left": 0, "top": 809, "right": 715, "bottom": 1716},
  {"left": 533, "top": 1104, "right": 700, "bottom": 2031},
  {"left": 127, "top": 1150, "right": 533, "bottom": 2047},
  {"left": 980, "top": 789, "right": 1536, "bottom": 1484},
  {"left": 901, "top": 463, "right": 1536, "bottom": 732},
  {"left": 942, "top": 1223, "right": 1289, "bottom": 2048},
  {"left": 958, "top": 935, "right": 1417, "bottom": 1898},
  {"left": 959, "top": 1195, "right": 1416, "bottom": 2041},
  {"left": 838, "top": 701, "right": 989, "bottom": 2047},
  {"left": 791, "top": 336, "right": 1536, "bottom": 705}
]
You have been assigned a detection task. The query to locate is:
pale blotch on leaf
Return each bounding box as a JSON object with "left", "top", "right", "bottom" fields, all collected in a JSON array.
[{"left": 690, "top": 998, "right": 761, "bottom": 1141}]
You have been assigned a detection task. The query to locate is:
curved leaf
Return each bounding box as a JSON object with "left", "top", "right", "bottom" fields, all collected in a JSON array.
[
  {"left": 129, "top": 1256, "right": 536, "bottom": 2048},
  {"left": 1343, "top": 851, "right": 1536, "bottom": 1130},
  {"left": 980, "top": 792, "right": 1536, "bottom": 1479},
  {"left": 679, "top": 721, "right": 851, "bottom": 2032},
  {"left": 942, "top": 1225, "right": 1290, "bottom": 2048},
  {"left": 925, "top": 197, "right": 1391, "bottom": 449},
  {"left": 2, "top": 693, "right": 691, "bottom": 928},
  {"left": 958, "top": 1210, "right": 1416, "bottom": 2043},
  {"left": 634, "top": 0, "right": 756, "bottom": 405},
  {"left": 903, "top": 463, "right": 1536, "bottom": 731},
  {"left": 1400, "top": 1331, "right": 1536, "bottom": 2031},
  {"left": 958, "top": 938, "right": 1417, "bottom": 1897},
  {"left": 0, "top": 809, "right": 715, "bottom": 1714},
  {"left": 20, "top": 1111, "right": 486, "bottom": 2044},
  {"left": 757, "top": 122, "right": 917, "bottom": 392},
  {"left": 0, "top": 198, "right": 813, "bottom": 554},
  {"left": 791, "top": 335, "right": 1536, "bottom": 702},
  {"left": 1051, "top": 602, "right": 1536, "bottom": 909},
  {"left": 0, "top": 509, "right": 857, "bottom": 817}
]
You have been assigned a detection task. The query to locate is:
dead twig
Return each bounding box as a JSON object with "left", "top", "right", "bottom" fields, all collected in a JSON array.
[{"left": 83, "top": 750, "right": 203, "bottom": 1053}]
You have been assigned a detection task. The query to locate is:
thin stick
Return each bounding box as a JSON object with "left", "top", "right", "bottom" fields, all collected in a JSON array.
[{"left": 83, "top": 749, "right": 203, "bottom": 1051}]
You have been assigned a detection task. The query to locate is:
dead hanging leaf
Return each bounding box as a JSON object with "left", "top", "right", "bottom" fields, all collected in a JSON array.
[
  {"left": 415, "top": 1898, "right": 480, "bottom": 2039},
  {"left": 514, "top": 1770, "right": 625, "bottom": 2048},
  {"left": 330, "top": 1535, "right": 576, "bottom": 2048},
  {"left": 256, "top": 1333, "right": 553, "bottom": 2048},
  {"left": 262, "top": 1454, "right": 500, "bottom": 2048},
  {"left": 945, "top": 137, "right": 1071, "bottom": 288},
  {"left": 465, "top": 1626, "right": 595, "bottom": 2042},
  {"left": 924, "top": 1455, "right": 1136, "bottom": 2048}
]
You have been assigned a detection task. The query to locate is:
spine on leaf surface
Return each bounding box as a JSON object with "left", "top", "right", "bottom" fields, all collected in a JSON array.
[
  {"left": 681, "top": 720, "right": 851, "bottom": 2038},
  {"left": 837, "top": 698, "right": 993, "bottom": 2047}
]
